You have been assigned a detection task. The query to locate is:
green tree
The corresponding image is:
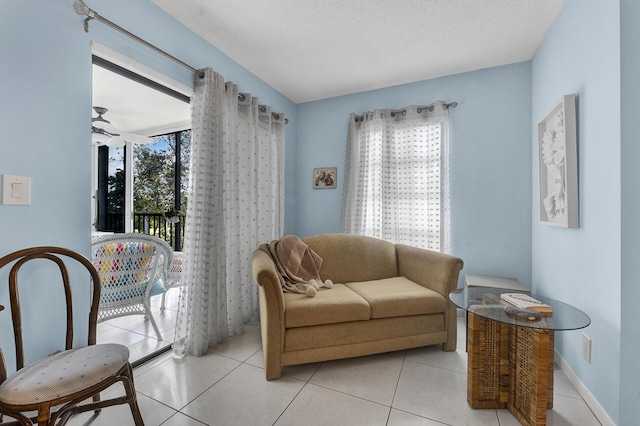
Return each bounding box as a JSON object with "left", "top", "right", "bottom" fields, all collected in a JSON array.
[
  {"left": 133, "top": 144, "right": 173, "bottom": 213},
  {"left": 107, "top": 167, "right": 125, "bottom": 214},
  {"left": 133, "top": 130, "right": 191, "bottom": 215}
]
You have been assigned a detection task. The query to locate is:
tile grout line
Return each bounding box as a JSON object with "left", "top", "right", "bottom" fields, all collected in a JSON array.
[{"left": 385, "top": 351, "right": 406, "bottom": 425}]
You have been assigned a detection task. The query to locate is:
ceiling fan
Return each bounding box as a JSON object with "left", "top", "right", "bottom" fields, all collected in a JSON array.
[{"left": 91, "top": 106, "right": 153, "bottom": 147}]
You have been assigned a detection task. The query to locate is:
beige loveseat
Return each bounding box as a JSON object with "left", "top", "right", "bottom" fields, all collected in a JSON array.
[{"left": 252, "top": 233, "right": 464, "bottom": 380}]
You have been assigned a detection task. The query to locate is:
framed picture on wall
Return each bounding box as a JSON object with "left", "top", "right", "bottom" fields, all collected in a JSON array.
[
  {"left": 538, "top": 94, "right": 579, "bottom": 228},
  {"left": 313, "top": 167, "right": 337, "bottom": 189}
]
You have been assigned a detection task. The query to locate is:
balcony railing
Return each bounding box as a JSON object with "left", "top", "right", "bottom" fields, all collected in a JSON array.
[
  {"left": 101, "top": 212, "right": 185, "bottom": 251},
  {"left": 134, "top": 213, "right": 185, "bottom": 251}
]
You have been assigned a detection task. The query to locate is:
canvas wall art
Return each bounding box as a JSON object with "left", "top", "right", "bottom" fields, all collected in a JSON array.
[{"left": 538, "top": 94, "right": 578, "bottom": 228}]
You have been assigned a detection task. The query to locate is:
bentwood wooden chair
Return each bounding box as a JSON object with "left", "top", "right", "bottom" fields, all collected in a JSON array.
[{"left": 0, "top": 246, "right": 144, "bottom": 425}]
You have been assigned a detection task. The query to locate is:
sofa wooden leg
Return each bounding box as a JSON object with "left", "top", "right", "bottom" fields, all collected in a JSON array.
[
  {"left": 265, "top": 365, "right": 283, "bottom": 380},
  {"left": 442, "top": 340, "right": 457, "bottom": 351}
]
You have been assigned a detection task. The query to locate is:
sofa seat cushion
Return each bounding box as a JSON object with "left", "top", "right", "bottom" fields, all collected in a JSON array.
[
  {"left": 284, "top": 283, "right": 371, "bottom": 328},
  {"left": 345, "top": 277, "right": 446, "bottom": 319}
]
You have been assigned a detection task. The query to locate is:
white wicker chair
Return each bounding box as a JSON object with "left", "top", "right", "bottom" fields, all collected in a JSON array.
[
  {"left": 160, "top": 251, "right": 183, "bottom": 312},
  {"left": 91, "top": 233, "right": 174, "bottom": 341}
]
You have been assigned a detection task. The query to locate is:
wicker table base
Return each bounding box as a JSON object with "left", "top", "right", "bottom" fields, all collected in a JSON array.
[{"left": 467, "top": 312, "right": 554, "bottom": 426}]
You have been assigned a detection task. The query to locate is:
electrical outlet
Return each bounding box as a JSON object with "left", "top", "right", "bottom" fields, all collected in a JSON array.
[{"left": 582, "top": 333, "right": 592, "bottom": 363}]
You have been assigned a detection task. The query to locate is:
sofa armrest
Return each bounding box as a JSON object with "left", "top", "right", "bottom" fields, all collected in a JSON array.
[
  {"left": 252, "top": 249, "right": 286, "bottom": 379},
  {"left": 395, "top": 245, "right": 463, "bottom": 298},
  {"left": 396, "top": 245, "right": 463, "bottom": 351}
]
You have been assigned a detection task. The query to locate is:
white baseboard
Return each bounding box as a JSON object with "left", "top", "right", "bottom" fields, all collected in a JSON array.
[{"left": 555, "top": 349, "right": 615, "bottom": 426}]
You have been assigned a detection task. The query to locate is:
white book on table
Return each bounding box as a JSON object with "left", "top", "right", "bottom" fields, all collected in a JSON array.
[{"left": 500, "top": 293, "right": 553, "bottom": 315}]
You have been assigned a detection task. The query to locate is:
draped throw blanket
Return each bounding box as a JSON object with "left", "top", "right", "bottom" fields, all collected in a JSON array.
[{"left": 259, "top": 235, "right": 333, "bottom": 297}]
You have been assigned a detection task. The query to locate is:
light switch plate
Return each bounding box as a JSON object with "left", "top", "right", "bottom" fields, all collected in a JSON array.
[{"left": 2, "top": 175, "right": 31, "bottom": 205}]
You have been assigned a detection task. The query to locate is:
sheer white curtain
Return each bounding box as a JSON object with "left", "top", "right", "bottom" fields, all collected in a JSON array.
[
  {"left": 173, "top": 68, "right": 285, "bottom": 357},
  {"left": 342, "top": 101, "right": 450, "bottom": 253}
]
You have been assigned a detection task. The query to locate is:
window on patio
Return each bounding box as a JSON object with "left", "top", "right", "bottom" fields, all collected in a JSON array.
[
  {"left": 92, "top": 56, "right": 191, "bottom": 251},
  {"left": 94, "top": 130, "right": 191, "bottom": 251}
]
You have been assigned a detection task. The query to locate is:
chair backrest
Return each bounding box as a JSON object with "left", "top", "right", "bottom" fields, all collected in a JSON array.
[
  {"left": 0, "top": 246, "right": 101, "bottom": 373},
  {"left": 91, "top": 233, "right": 174, "bottom": 309}
]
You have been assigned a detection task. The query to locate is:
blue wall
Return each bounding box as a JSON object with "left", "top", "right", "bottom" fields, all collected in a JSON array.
[
  {"left": 0, "top": 0, "right": 296, "bottom": 370},
  {"left": 296, "top": 63, "right": 533, "bottom": 287},
  {"left": 0, "top": 1, "right": 630, "bottom": 422},
  {"left": 620, "top": 0, "right": 640, "bottom": 424},
  {"left": 532, "top": 0, "right": 620, "bottom": 422}
]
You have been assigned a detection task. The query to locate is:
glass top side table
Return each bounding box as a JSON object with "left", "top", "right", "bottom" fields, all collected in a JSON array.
[
  {"left": 449, "top": 286, "right": 590, "bottom": 426},
  {"left": 449, "top": 286, "right": 591, "bottom": 331}
]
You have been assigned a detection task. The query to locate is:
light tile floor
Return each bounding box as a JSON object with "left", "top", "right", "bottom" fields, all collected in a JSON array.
[
  {"left": 74, "top": 303, "right": 601, "bottom": 426},
  {"left": 96, "top": 288, "right": 180, "bottom": 364}
]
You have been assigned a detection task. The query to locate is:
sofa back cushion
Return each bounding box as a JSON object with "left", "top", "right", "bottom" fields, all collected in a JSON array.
[{"left": 302, "top": 234, "right": 398, "bottom": 283}]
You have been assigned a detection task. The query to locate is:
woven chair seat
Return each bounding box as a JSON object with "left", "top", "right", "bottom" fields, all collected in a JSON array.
[{"left": 0, "top": 344, "right": 129, "bottom": 408}]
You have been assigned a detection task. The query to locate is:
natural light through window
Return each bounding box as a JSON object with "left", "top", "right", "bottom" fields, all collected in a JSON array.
[{"left": 342, "top": 103, "right": 450, "bottom": 253}]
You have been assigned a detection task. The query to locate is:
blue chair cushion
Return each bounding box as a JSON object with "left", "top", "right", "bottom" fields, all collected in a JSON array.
[{"left": 149, "top": 279, "right": 167, "bottom": 297}]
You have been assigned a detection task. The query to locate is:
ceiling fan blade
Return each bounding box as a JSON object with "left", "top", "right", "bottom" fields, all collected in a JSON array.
[
  {"left": 91, "top": 107, "right": 153, "bottom": 146},
  {"left": 106, "top": 135, "right": 126, "bottom": 147},
  {"left": 121, "top": 132, "right": 154, "bottom": 145},
  {"left": 92, "top": 119, "right": 118, "bottom": 135},
  {"left": 92, "top": 131, "right": 111, "bottom": 145}
]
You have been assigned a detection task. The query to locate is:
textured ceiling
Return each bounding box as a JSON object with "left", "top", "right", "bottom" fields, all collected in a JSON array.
[{"left": 152, "top": 0, "right": 566, "bottom": 103}]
